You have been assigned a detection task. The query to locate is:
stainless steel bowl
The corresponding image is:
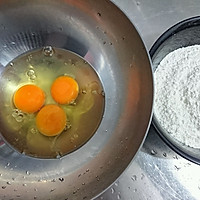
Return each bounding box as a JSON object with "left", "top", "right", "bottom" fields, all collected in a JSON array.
[
  {"left": 0, "top": 0, "right": 153, "bottom": 199},
  {"left": 151, "top": 16, "right": 200, "bottom": 165}
]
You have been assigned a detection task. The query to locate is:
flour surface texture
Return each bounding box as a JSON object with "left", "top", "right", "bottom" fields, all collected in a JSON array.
[{"left": 154, "top": 45, "right": 200, "bottom": 148}]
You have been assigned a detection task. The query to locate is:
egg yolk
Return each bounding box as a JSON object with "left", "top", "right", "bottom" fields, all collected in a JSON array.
[
  {"left": 51, "top": 76, "right": 79, "bottom": 104},
  {"left": 36, "top": 104, "right": 67, "bottom": 136},
  {"left": 13, "top": 84, "right": 45, "bottom": 113}
]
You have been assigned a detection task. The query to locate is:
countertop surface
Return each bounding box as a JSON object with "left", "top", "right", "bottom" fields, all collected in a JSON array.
[{"left": 96, "top": 1, "right": 200, "bottom": 200}]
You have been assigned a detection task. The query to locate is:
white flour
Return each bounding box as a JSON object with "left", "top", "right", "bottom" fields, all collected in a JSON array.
[{"left": 154, "top": 45, "right": 200, "bottom": 148}]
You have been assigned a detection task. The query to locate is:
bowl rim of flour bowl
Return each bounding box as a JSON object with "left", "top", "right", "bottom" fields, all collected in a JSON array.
[{"left": 150, "top": 16, "right": 200, "bottom": 165}]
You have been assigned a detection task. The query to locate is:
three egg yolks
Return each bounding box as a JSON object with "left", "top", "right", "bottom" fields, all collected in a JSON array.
[{"left": 13, "top": 76, "right": 79, "bottom": 136}]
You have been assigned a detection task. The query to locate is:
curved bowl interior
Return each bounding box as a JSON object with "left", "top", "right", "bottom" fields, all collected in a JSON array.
[
  {"left": 0, "top": 0, "right": 153, "bottom": 199},
  {"left": 151, "top": 16, "right": 200, "bottom": 164}
]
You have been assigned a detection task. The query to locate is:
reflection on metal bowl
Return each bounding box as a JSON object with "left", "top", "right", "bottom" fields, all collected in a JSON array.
[{"left": 0, "top": 0, "right": 153, "bottom": 199}]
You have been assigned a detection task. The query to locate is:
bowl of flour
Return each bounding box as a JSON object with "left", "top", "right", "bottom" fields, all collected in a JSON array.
[{"left": 151, "top": 16, "right": 200, "bottom": 164}]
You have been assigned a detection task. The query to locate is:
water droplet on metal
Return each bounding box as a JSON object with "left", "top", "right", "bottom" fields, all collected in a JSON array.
[
  {"left": 131, "top": 175, "right": 137, "bottom": 181},
  {"left": 173, "top": 155, "right": 178, "bottom": 159},
  {"left": 34, "top": 196, "right": 37, "bottom": 199},
  {"left": 133, "top": 188, "right": 137, "bottom": 192},
  {"left": 151, "top": 149, "right": 157, "bottom": 155},
  {"left": 59, "top": 177, "right": 64, "bottom": 182},
  {"left": 117, "top": 194, "right": 121, "bottom": 199},
  {"left": 23, "top": 183, "right": 27, "bottom": 187},
  {"left": 34, "top": 188, "right": 38, "bottom": 192},
  {"left": 86, "top": 169, "right": 89, "bottom": 172},
  {"left": 56, "top": 154, "right": 61, "bottom": 159},
  {"left": 11, "top": 41, "right": 15, "bottom": 45},
  {"left": 109, "top": 42, "right": 113, "bottom": 45},
  {"left": 73, "top": 190, "right": 77, "bottom": 194},
  {"left": 10, "top": 62, "right": 14, "bottom": 67},
  {"left": 26, "top": 171, "right": 30, "bottom": 175},
  {"left": 7, "top": 181, "right": 11, "bottom": 185},
  {"left": 50, "top": 188, "right": 56, "bottom": 192},
  {"left": 141, "top": 173, "right": 145, "bottom": 180},
  {"left": 43, "top": 46, "right": 54, "bottom": 57},
  {"left": 136, "top": 1, "right": 140, "bottom": 6},
  {"left": 2, "top": 186, "right": 6, "bottom": 189},
  {"left": 175, "top": 165, "right": 181, "bottom": 170},
  {"left": 97, "top": 12, "right": 101, "bottom": 17},
  {"left": 111, "top": 187, "right": 115, "bottom": 194},
  {"left": 82, "top": 182, "right": 85, "bottom": 185},
  {"left": 163, "top": 152, "right": 167, "bottom": 157}
]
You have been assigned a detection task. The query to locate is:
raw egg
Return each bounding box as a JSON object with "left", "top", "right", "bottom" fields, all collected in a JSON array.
[
  {"left": 36, "top": 104, "right": 67, "bottom": 137},
  {"left": 13, "top": 84, "right": 45, "bottom": 113},
  {"left": 51, "top": 75, "right": 79, "bottom": 104},
  {"left": 0, "top": 47, "right": 105, "bottom": 158}
]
